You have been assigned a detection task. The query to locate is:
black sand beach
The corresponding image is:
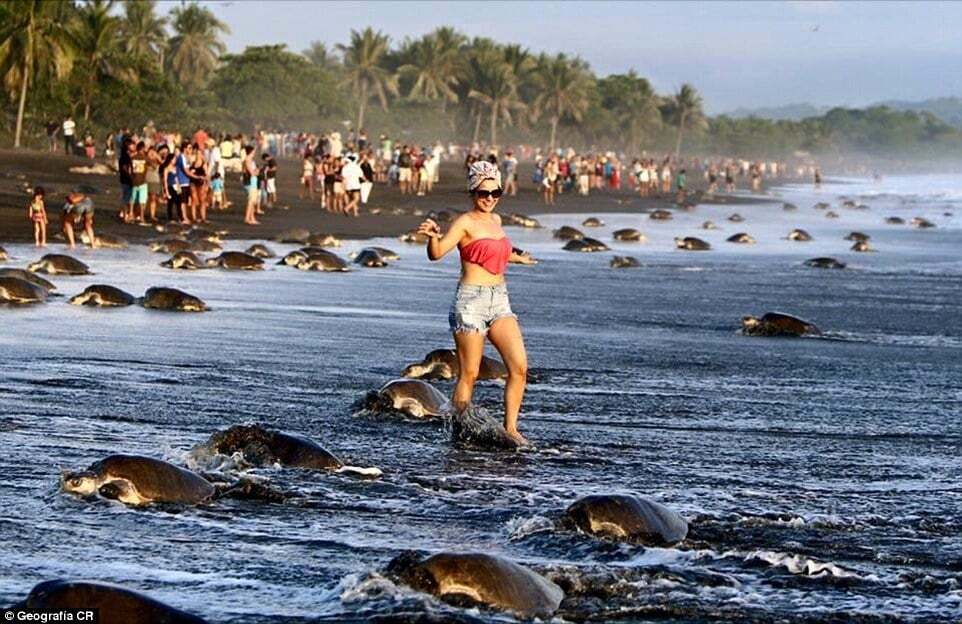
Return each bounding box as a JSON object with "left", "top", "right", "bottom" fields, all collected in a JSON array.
[{"left": 0, "top": 149, "right": 771, "bottom": 245}]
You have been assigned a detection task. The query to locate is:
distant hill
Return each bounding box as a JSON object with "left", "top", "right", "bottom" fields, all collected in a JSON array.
[
  {"left": 877, "top": 97, "right": 962, "bottom": 128},
  {"left": 724, "top": 103, "right": 828, "bottom": 120},
  {"left": 726, "top": 97, "right": 962, "bottom": 128}
]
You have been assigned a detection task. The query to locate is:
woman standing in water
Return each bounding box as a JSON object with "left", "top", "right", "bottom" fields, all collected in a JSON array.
[{"left": 417, "top": 161, "right": 535, "bottom": 446}]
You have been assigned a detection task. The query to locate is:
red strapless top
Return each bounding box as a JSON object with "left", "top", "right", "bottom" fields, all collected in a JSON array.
[{"left": 459, "top": 236, "right": 512, "bottom": 275}]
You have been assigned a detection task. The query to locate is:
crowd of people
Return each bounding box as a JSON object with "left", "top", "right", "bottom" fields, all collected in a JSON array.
[
  {"left": 33, "top": 115, "right": 825, "bottom": 248},
  {"left": 527, "top": 148, "right": 817, "bottom": 205}
]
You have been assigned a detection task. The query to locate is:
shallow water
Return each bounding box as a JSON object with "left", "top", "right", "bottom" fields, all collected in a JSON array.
[{"left": 1, "top": 175, "right": 960, "bottom": 622}]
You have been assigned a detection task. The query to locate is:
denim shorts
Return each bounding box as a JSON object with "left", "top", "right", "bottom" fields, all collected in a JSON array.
[{"left": 449, "top": 283, "right": 516, "bottom": 334}]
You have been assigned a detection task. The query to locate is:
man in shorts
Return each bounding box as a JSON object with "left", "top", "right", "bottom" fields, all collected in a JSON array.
[
  {"left": 129, "top": 141, "right": 149, "bottom": 223},
  {"left": 62, "top": 192, "right": 97, "bottom": 249}
]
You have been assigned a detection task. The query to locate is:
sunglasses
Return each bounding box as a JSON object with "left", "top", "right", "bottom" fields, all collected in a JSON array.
[{"left": 473, "top": 188, "right": 503, "bottom": 199}]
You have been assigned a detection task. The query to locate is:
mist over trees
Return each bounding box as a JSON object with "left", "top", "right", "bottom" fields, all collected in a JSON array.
[{"left": 1, "top": 0, "right": 960, "bottom": 158}]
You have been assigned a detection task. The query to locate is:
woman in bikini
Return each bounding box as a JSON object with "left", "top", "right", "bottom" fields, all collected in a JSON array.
[
  {"left": 27, "top": 187, "right": 48, "bottom": 247},
  {"left": 417, "top": 161, "right": 536, "bottom": 446}
]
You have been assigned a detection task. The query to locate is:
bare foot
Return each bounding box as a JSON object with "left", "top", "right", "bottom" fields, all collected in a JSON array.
[{"left": 505, "top": 429, "right": 530, "bottom": 447}]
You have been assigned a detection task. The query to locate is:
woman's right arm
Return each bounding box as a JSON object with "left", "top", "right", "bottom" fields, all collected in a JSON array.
[{"left": 419, "top": 215, "right": 466, "bottom": 261}]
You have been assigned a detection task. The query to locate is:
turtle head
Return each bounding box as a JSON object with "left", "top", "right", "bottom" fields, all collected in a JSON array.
[
  {"left": 61, "top": 470, "right": 99, "bottom": 496},
  {"left": 384, "top": 551, "right": 436, "bottom": 593},
  {"left": 401, "top": 362, "right": 428, "bottom": 379},
  {"left": 26, "top": 261, "right": 42, "bottom": 272},
  {"left": 741, "top": 316, "right": 761, "bottom": 331},
  {"left": 673, "top": 237, "right": 684, "bottom": 248}
]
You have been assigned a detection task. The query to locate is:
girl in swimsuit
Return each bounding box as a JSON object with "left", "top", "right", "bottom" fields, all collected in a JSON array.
[
  {"left": 418, "top": 161, "right": 536, "bottom": 446},
  {"left": 27, "top": 187, "right": 48, "bottom": 247}
]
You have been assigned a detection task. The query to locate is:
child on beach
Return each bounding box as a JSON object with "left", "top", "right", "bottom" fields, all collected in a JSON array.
[
  {"left": 210, "top": 173, "right": 224, "bottom": 210},
  {"left": 28, "top": 187, "right": 48, "bottom": 247}
]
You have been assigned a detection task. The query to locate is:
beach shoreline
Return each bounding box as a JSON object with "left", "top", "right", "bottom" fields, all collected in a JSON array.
[{"left": 0, "top": 148, "right": 783, "bottom": 246}]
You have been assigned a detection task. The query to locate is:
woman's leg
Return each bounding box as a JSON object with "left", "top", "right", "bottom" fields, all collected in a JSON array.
[
  {"left": 199, "top": 186, "right": 208, "bottom": 223},
  {"left": 486, "top": 316, "right": 528, "bottom": 443},
  {"left": 452, "top": 330, "right": 485, "bottom": 412}
]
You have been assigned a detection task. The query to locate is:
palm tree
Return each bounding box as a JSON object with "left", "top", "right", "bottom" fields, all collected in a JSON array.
[
  {"left": 531, "top": 53, "right": 593, "bottom": 151},
  {"left": 397, "top": 33, "right": 461, "bottom": 112},
  {"left": 669, "top": 83, "right": 706, "bottom": 157},
  {"left": 600, "top": 70, "right": 662, "bottom": 152},
  {"left": 468, "top": 50, "right": 526, "bottom": 146},
  {"left": 337, "top": 27, "right": 398, "bottom": 132},
  {"left": 501, "top": 44, "right": 536, "bottom": 131},
  {"left": 167, "top": 2, "right": 228, "bottom": 91},
  {"left": 69, "top": 0, "right": 132, "bottom": 121},
  {"left": 303, "top": 40, "right": 338, "bottom": 71},
  {"left": 0, "top": 0, "right": 73, "bottom": 148},
  {"left": 461, "top": 39, "right": 499, "bottom": 143},
  {"left": 121, "top": 0, "right": 167, "bottom": 70}
]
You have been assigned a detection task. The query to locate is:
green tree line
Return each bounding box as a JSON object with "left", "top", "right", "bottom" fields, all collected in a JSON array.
[{"left": 1, "top": 0, "right": 960, "bottom": 158}]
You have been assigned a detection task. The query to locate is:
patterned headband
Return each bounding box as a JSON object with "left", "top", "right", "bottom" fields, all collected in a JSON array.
[{"left": 467, "top": 160, "right": 502, "bottom": 191}]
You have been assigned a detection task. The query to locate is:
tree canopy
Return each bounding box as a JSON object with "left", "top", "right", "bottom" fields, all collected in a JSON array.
[{"left": 1, "top": 1, "right": 960, "bottom": 159}]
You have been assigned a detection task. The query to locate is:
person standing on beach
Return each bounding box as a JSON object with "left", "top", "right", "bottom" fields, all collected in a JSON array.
[
  {"left": 62, "top": 116, "right": 75, "bottom": 155},
  {"left": 341, "top": 154, "right": 362, "bottom": 217},
  {"left": 161, "top": 146, "right": 184, "bottom": 223},
  {"left": 360, "top": 151, "right": 375, "bottom": 205},
  {"left": 118, "top": 138, "right": 134, "bottom": 220},
  {"left": 128, "top": 142, "right": 148, "bottom": 223},
  {"left": 300, "top": 151, "right": 315, "bottom": 199},
  {"left": 502, "top": 150, "right": 518, "bottom": 196},
  {"left": 145, "top": 145, "right": 163, "bottom": 222},
  {"left": 45, "top": 122, "right": 59, "bottom": 153},
  {"left": 262, "top": 153, "right": 278, "bottom": 209},
  {"left": 174, "top": 142, "right": 193, "bottom": 223},
  {"left": 242, "top": 146, "right": 260, "bottom": 225},
  {"left": 542, "top": 155, "right": 558, "bottom": 205},
  {"left": 28, "top": 187, "right": 48, "bottom": 247},
  {"left": 416, "top": 160, "right": 535, "bottom": 446},
  {"left": 187, "top": 146, "right": 209, "bottom": 223}
]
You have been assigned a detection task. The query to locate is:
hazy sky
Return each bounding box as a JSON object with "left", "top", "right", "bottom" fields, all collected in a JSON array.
[{"left": 185, "top": 0, "right": 962, "bottom": 114}]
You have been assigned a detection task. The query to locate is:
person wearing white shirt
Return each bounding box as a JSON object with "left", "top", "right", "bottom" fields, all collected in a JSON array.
[
  {"left": 62, "top": 117, "right": 76, "bottom": 154},
  {"left": 341, "top": 154, "right": 363, "bottom": 217}
]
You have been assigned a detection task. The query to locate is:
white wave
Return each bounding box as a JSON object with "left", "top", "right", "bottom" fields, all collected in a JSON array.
[
  {"left": 506, "top": 514, "right": 555, "bottom": 540},
  {"left": 725, "top": 549, "right": 868, "bottom": 579}
]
